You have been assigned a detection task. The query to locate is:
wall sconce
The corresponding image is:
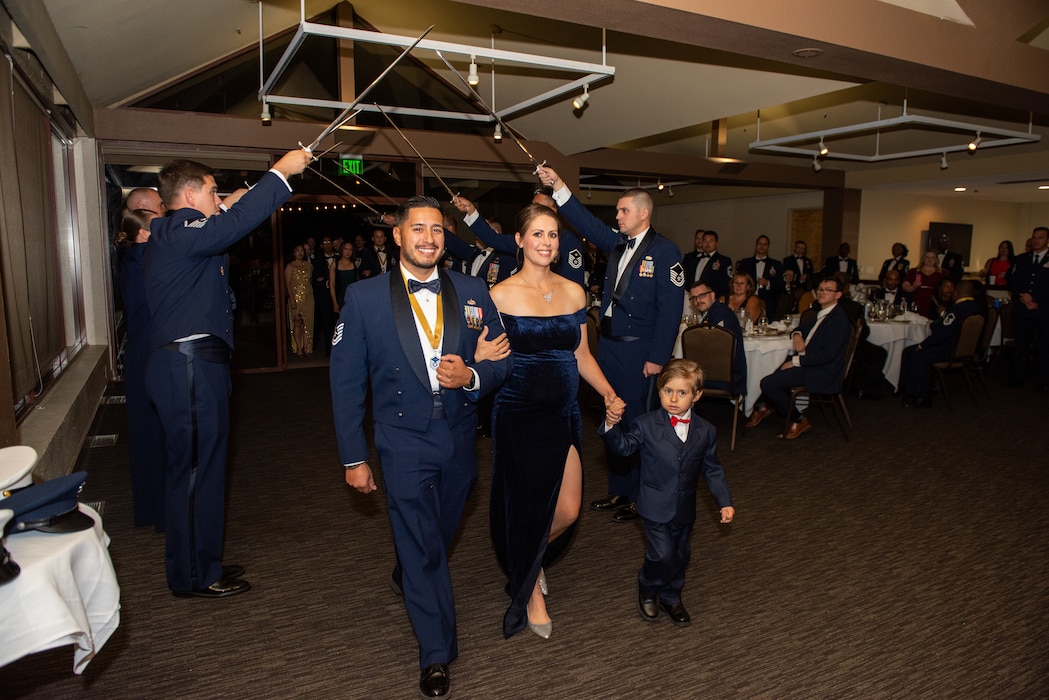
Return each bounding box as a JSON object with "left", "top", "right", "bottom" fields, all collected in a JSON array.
[{"left": 572, "top": 85, "right": 590, "bottom": 110}]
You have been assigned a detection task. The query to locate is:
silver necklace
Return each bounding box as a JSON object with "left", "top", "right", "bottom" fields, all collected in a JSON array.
[{"left": 520, "top": 275, "right": 553, "bottom": 303}]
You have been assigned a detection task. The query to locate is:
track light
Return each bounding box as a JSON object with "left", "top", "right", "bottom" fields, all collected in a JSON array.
[
  {"left": 812, "top": 155, "right": 821, "bottom": 172},
  {"left": 587, "top": 187, "right": 592, "bottom": 200},
  {"left": 260, "top": 99, "right": 272, "bottom": 126},
  {"left": 940, "top": 152, "right": 948, "bottom": 170},
  {"left": 657, "top": 179, "right": 665, "bottom": 191},
  {"left": 572, "top": 85, "right": 590, "bottom": 110},
  {"left": 468, "top": 56, "right": 479, "bottom": 87},
  {"left": 968, "top": 132, "right": 982, "bottom": 152},
  {"left": 818, "top": 137, "right": 828, "bottom": 157},
  {"left": 493, "top": 123, "right": 502, "bottom": 143},
  {"left": 668, "top": 185, "right": 674, "bottom": 198}
]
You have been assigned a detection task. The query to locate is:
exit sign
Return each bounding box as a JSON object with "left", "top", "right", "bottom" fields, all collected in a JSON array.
[{"left": 339, "top": 158, "right": 363, "bottom": 175}]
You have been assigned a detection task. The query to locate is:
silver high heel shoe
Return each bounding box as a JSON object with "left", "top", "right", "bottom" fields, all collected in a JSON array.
[
  {"left": 527, "top": 619, "right": 552, "bottom": 639},
  {"left": 538, "top": 569, "right": 549, "bottom": 597}
]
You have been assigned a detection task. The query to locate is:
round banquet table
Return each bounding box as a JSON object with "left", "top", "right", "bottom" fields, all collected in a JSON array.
[{"left": 867, "top": 318, "right": 932, "bottom": 390}]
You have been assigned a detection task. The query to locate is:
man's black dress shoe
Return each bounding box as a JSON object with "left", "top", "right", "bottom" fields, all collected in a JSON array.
[
  {"left": 660, "top": 601, "right": 692, "bottom": 627},
  {"left": 903, "top": 397, "right": 931, "bottom": 408},
  {"left": 638, "top": 589, "right": 659, "bottom": 622},
  {"left": 590, "top": 494, "right": 629, "bottom": 511},
  {"left": 171, "top": 577, "right": 251, "bottom": 599},
  {"left": 222, "top": 564, "right": 245, "bottom": 579},
  {"left": 612, "top": 502, "right": 639, "bottom": 522},
  {"left": 419, "top": 663, "right": 450, "bottom": 698}
]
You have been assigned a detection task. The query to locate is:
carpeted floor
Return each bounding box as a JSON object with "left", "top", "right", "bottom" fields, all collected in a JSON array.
[{"left": 2, "top": 361, "right": 1047, "bottom": 699}]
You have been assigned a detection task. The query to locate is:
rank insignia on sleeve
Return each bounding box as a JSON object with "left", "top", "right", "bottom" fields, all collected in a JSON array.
[
  {"left": 670, "top": 262, "right": 685, "bottom": 287},
  {"left": 568, "top": 249, "right": 583, "bottom": 269},
  {"left": 332, "top": 322, "right": 344, "bottom": 345},
  {"left": 943, "top": 312, "right": 955, "bottom": 326},
  {"left": 184, "top": 218, "right": 207, "bottom": 228},
  {"left": 464, "top": 304, "right": 483, "bottom": 330}
]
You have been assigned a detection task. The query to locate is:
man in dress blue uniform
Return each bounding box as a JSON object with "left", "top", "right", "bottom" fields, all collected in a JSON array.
[
  {"left": 687, "top": 280, "right": 747, "bottom": 395},
  {"left": 737, "top": 235, "right": 784, "bottom": 318},
  {"left": 452, "top": 188, "right": 587, "bottom": 289},
  {"left": 1009, "top": 226, "right": 1049, "bottom": 391},
  {"left": 331, "top": 196, "right": 511, "bottom": 699},
  {"left": 898, "top": 280, "right": 981, "bottom": 407},
  {"left": 683, "top": 230, "right": 733, "bottom": 301},
  {"left": 784, "top": 240, "right": 815, "bottom": 290},
  {"left": 144, "top": 149, "right": 311, "bottom": 598},
  {"left": 538, "top": 165, "right": 684, "bottom": 523}
]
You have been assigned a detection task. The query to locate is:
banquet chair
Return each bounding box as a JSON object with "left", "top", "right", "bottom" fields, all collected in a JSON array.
[
  {"left": 680, "top": 323, "right": 744, "bottom": 450},
  {"left": 785, "top": 320, "right": 864, "bottom": 441},
  {"left": 932, "top": 312, "right": 986, "bottom": 411}
]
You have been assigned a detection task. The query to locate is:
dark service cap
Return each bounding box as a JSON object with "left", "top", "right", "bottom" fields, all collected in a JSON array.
[{"left": 2, "top": 472, "right": 95, "bottom": 536}]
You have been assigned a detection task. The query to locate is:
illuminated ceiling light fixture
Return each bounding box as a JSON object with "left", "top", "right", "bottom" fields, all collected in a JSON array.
[
  {"left": 954, "top": 186, "right": 967, "bottom": 192},
  {"left": 467, "top": 56, "right": 479, "bottom": 86},
  {"left": 572, "top": 85, "right": 590, "bottom": 110},
  {"left": 940, "top": 152, "right": 948, "bottom": 170},
  {"left": 818, "top": 137, "right": 828, "bottom": 156},
  {"left": 657, "top": 179, "right": 665, "bottom": 191},
  {"left": 260, "top": 99, "right": 272, "bottom": 126},
  {"left": 493, "top": 123, "right": 503, "bottom": 143},
  {"left": 967, "top": 132, "right": 982, "bottom": 152},
  {"left": 812, "top": 155, "right": 821, "bottom": 172}
]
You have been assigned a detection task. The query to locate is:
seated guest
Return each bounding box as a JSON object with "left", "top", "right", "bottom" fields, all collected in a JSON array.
[
  {"left": 832, "top": 272, "right": 889, "bottom": 400},
  {"left": 721, "top": 272, "right": 763, "bottom": 324},
  {"left": 878, "top": 243, "right": 910, "bottom": 283},
  {"left": 978, "top": 240, "right": 1014, "bottom": 287},
  {"left": 898, "top": 280, "right": 981, "bottom": 408},
  {"left": 774, "top": 268, "right": 804, "bottom": 319},
  {"left": 744, "top": 276, "right": 851, "bottom": 439},
  {"left": 901, "top": 250, "right": 946, "bottom": 318},
  {"left": 823, "top": 242, "right": 860, "bottom": 285},
  {"left": 929, "top": 278, "right": 955, "bottom": 320},
  {"left": 872, "top": 269, "right": 912, "bottom": 308},
  {"left": 784, "top": 240, "right": 815, "bottom": 290},
  {"left": 686, "top": 280, "right": 746, "bottom": 394}
]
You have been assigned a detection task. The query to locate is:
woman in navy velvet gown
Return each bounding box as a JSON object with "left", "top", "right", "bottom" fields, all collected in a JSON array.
[{"left": 488, "top": 204, "right": 622, "bottom": 639}]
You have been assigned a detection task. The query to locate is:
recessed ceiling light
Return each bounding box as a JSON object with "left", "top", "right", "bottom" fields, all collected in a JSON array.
[
  {"left": 1039, "top": 185, "right": 1049, "bottom": 190},
  {"left": 954, "top": 187, "right": 967, "bottom": 192},
  {"left": 792, "top": 48, "right": 824, "bottom": 58}
]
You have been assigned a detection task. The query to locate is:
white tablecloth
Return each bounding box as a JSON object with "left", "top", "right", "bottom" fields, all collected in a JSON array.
[
  {"left": 742, "top": 335, "right": 793, "bottom": 415},
  {"left": 0, "top": 504, "right": 121, "bottom": 673},
  {"left": 868, "top": 319, "right": 932, "bottom": 389}
]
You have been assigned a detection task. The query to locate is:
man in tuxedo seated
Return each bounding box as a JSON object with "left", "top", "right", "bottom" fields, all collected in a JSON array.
[
  {"left": 823, "top": 242, "right": 860, "bottom": 285},
  {"left": 686, "top": 280, "right": 746, "bottom": 394},
  {"left": 898, "top": 280, "right": 981, "bottom": 407},
  {"left": 872, "top": 269, "right": 912, "bottom": 308},
  {"left": 745, "top": 276, "right": 851, "bottom": 439}
]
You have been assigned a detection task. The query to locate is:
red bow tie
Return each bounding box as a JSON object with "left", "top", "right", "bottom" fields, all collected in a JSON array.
[{"left": 670, "top": 416, "right": 691, "bottom": 427}]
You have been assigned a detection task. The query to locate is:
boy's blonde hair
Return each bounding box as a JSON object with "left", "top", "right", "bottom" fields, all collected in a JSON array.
[{"left": 657, "top": 358, "right": 704, "bottom": 393}]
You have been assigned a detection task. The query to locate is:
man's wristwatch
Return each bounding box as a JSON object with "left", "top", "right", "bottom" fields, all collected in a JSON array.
[{"left": 463, "top": 371, "right": 478, "bottom": 391}]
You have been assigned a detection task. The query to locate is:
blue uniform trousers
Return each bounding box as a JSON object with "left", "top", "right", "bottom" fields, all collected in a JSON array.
[
  {"left": 146, "top": 345, "right": 231, "bottom": 593},
  {"left": 375, "top": 417, "right": 477, "bottom": 669},
  {"left": 597, "top": 337, "right": 656, "bottom": 501}
]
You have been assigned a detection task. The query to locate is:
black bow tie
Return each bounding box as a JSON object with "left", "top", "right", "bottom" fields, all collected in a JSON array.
[
  {"left": 699, "top": 253, "right": 709, "bottom": 259},
  {"left": 619, "top": 236, "right": 636, "bottom": 249},
  {"left": 408, "top": 279, "right": 441, "bottom": 295}
]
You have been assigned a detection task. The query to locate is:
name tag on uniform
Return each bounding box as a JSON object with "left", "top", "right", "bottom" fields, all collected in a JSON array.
[{"left": 639, "top": 257, "right": 655, "bottom": 278}]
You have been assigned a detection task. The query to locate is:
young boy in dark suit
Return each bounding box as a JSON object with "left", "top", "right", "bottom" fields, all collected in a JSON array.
[{"left": 601, "top": 359, "right": 734, "bottom": 627}]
